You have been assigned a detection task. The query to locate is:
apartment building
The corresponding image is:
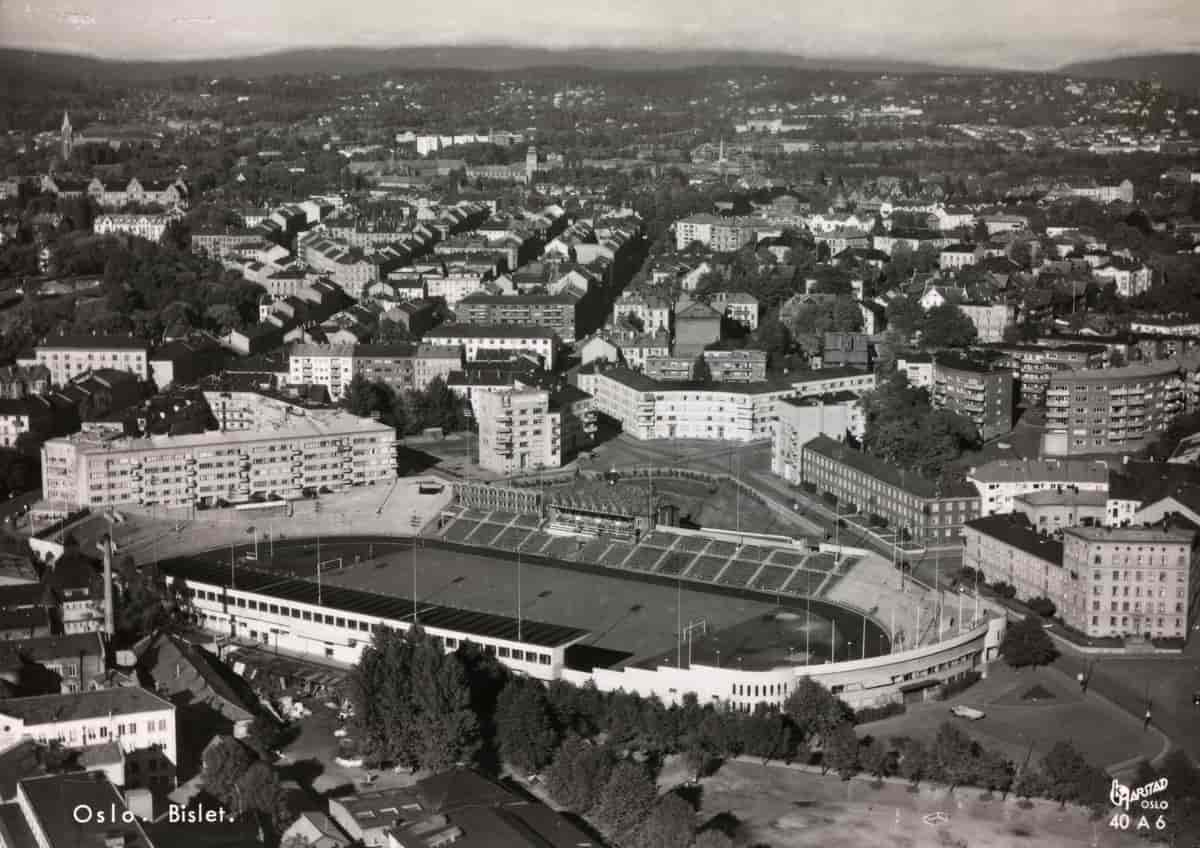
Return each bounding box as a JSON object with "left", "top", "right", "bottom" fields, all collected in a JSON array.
[
  {"left": 0, "top": 687, "right": 177, "bottom": 791},
  {"left": 93, "top": 211, "right": 182, "bottom": 242},
  {"left": 1044, "top": 357, "right": 1200, "bottom": 453},
  {"left": 579, "top": 367, "right": 792, "bottom": 442},
  {"left": 968, "top": 458, "right": 1111, "bottom": 517},
  {"left": 932, "top": 356, "right": 1014, "bottom": 441},
  {"left": 26, "top": 334, "right": 150, "bottom": 386},
  {"left": 710, "top": 291, "right": 760, "bottom": 331},
  {"left": 202, "top": 389, "right": 320, "bottom": 431},
  {"left": 474, "top": 387, "right": 597, "bottom": 475},
  {"left": 644, "top": 356, "right": 697, "bottom": 381},
  {"left": 1063, "top": 525, "right": 1193, "bottom": 639},
  {"left": 799, "top": 435, "right": 981, "bottom": 543},
  {"left": 290, "top": 343, "right": 357, "bottom": 401},
  {"left": 958, "top": 303, "right": 1015, "bottom": 344},
  {"left": 674, "top": 214, "right": 757, "bottom": 252},
  {"left": 41, "top": 411, "right": 396, "bottom": 510},
  {"left": 424, "top": 325, "right": 558, "bottom": 370},
  {"left": 962, "top": 514, "right": 1075, "bottom": 616},
  {"left": 703, "top": 349, "right": 768, "bottom": 382},
  {"left": 772, "top": 394, "right": 861, "bottom": 483},
  {"left": 611, "top": 291, "right": 672, "bottom": 333},
  {"left": 456, "top": 291, "right": 583, "bottom": 341},
  {"left": 1061, "top": 179, "right": 1135, "bottom": 205},
  {"left": 985, "top": 343, "right": 1108, "bottom": 405},
  {"left": 896, "top": 353, "right": 934, "bottom": 389}
]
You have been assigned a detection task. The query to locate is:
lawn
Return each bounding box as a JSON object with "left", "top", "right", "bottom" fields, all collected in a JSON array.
[
  {"left": 689, "top": 758, "right": 1144, "bottom": 848},
  {"left": 858, "top": 664, "right": 1164, "bottom": 773}
]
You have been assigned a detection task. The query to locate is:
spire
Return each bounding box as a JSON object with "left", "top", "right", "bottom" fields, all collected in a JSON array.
[{"left": 61, "top": 111, "right": 71, "bottom": 133}]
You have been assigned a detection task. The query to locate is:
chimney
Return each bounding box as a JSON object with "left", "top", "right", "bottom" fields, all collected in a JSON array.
[{"left": 102, "top": 534, "right": 115, "bottom": 638}]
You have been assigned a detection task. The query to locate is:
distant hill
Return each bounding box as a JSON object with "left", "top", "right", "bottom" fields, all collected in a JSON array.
[
  {"left": 1058, "top": 52, "right": 1200, "bottom": 92},
  {"left": 0, "top": 45, "right": 985, "bottom": 82}
]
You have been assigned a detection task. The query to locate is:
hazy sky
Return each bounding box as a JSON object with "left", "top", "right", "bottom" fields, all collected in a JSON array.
[{"left": 2, "top": 0, "right": 1199, "bottom": 69}]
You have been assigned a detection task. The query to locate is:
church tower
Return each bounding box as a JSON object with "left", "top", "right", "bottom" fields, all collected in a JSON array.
[
  {"left": 525, "top": 145, "right": 538, "bottom": 184},
  {"left": 60, "top": 111, "right": 73, "bottom": 163}
]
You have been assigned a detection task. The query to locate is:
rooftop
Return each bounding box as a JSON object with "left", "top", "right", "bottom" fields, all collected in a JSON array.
[
  {"left": 969, "top": 458, "right": 1111, "bottom": 486},
  {"left": 19, "top": 773, "right": 152, "bottom": 848},
  {"left": 49, "top": 409, "right": 393, "bottom": 454},
  {"left": 0, "top": 686, "right": 171, "bottom": 725},
  {"left": 963, "top": 514, "right": 1064, "bottom": 564},
  {"left": 36, "top": 334, "right": 148, "bottom": 351},
  {"left": 159, "top": 560, "right": 588, "bottom": 649},
  {"left": 426, "top": 324, "right": 558, "bottom": 341},
  {"left": 803, "top": 434, "right": 977, "bottom": 499},
  {"left": 1064, "top": 525, "right": 1196, "bottom": 544}
]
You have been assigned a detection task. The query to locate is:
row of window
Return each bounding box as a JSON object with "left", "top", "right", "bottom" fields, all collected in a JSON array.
[{"left": 190, "top": 589, "right": 555, "bottom": 664}]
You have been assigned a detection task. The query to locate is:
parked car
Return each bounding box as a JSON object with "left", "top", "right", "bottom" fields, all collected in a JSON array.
[{"left": 951, "top": 705, "right": 985, "bottom": 720}]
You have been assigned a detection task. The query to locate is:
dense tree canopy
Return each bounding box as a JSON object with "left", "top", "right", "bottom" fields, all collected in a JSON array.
[{"left": 860, "top": 372, "right": 980, "bottom": 478}]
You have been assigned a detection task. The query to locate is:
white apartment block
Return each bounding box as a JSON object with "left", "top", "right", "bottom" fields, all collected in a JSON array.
[
  {"left": 1063, "top": 525, "right": 1193, "bottom": 639},
  {"left": 1094, "top": 262, "right": 1153, "bottom": 298},
  {"left": 0, "top": 687, "right": 177, "bottom": 791},
  {"left": 578, "top": 367, "right": 790, "bottom": 442},
  {"left": 772, "top": 397, "right": 856, "bottom": 484},
  {"left": 424, "top": 325, "right": 558, "bottom": 370},
  {"left": 958, "top": 303, "right": 1015, "bottom": 344},
  {"left": 27, "top": 335, "right": 149, "bottom": 386},
  {"left": 426, "top": 273, "right": 488, "bottom": 308},
  {"left": 968, "top": 458, "right": 1111, "bottom": 518},
  {"left": 674, "top": 214, "right": 718, "bottom": 251},
  {"left": 93, "top": 212, "right": 182, "bottom": 242},
  {"left": 477, "top": 389, "right": 560, "bottom": 473},
  {"left": 611, "top": 292, "right": 671, "bottom": 333},
  {"left": 289, "top": 343, "right": 357, "bottom": 401},
  {"left": 41, "top": 412, "right": 396, "bottom": 510},
  {"left": 897, "top": 355, "right": 934, "bottom": 388},
  {"left": 203, "top": 390, "right": 314, "bottom": 431}
]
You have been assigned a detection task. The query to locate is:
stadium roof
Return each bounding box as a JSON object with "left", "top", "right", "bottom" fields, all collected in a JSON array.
[{"left": 158, "top": 559, "right": 589, "bottom": 649}]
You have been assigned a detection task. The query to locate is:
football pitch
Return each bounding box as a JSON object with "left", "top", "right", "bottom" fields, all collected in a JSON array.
[{"left": 315, "top": 541, "right": 843, "bottom": 668}]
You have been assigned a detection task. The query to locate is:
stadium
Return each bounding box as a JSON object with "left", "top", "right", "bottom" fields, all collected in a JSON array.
[{"left": 157, "top": 475, "right": 1007, "bottom": 713}]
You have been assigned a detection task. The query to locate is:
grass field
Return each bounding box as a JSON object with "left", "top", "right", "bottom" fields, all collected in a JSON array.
[
  {"left": 314, "top": 542, "right": 856, "bottom": 669},
  {"left": 687, "top": 759, "right": 1144, "bottom": 848}
]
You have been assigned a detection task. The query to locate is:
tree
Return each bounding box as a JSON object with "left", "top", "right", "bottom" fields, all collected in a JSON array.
[
  {"left": 931, "top": 722, "right": 978, "bottom": 790},
  {"left": 921, "top": 303, "right": 977, "bottom": 348},
  {"left": 860, "top": 737, "right": 889, "bottom": 779},
  {"left": 235, "top": 759, "right": 291, "bottom": 833},
  {"left": 682, "top": 709, "right": 735, "bottom": 779},
  {"left": 201, "top": 736, "right": 253, "bottom": 810},
  {"left": 204, "top": 303, "right": 242, "bottom": 334},
  {"left": 822, "top": 722, "right": 861, "bottom": 779},
  {"left": 242, "top": 715, "right": 286, "bottom": 760},
  {"left": 895, "top": 737, "right": 928, "bottom": 786},
  {"left": 739, "top": 711, "right": 794, "bottom": 764},
  {"left": 544, "top": 736, "right": 613, "bottom": 814},
  {"left": 408, "top": 638, "right": 480, "bottom": 772},
  {"left": 692, "top": 354, "right": 713, "bottom": 384},
  {"left": 884, "top": 296, "right": 925, "bottom": 338},
  {"left": 1040, "top": 741, "right": 1089, "bottom": 808},
  {"left": 628, "top": 793, "right": 694, "bottom": 848},
  {"left": 999, "top": 616, "right": 1059, "bottom": 669},
  {"left": 785, "top": 677, "right": 853, "bottom": 747},
  {"left": 495, "top": 679, "right": 560, "bottom": 775},
  {"left": 593, "top": 759, "right": 658, "bottom": 838},
  {"left": 1026, "top": 596, "right": 1056, "bottom": 618}
]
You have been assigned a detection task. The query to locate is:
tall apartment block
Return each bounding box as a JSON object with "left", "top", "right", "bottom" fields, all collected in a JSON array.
[
  {"left": 1062, "top": 525, "right": 1194, "bottom": 640},
  {"left": 476, "top": 387, "right": 599, "bottom": 474},
  {"left": 932, "top": 355, "right": 1014, "bottom": 441},
  {"left": 1044, "top": 356, "right": 1200, "bottom": 454},
  {"left": 42, "top": 410, "right": 397, "bottom": 509}
]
